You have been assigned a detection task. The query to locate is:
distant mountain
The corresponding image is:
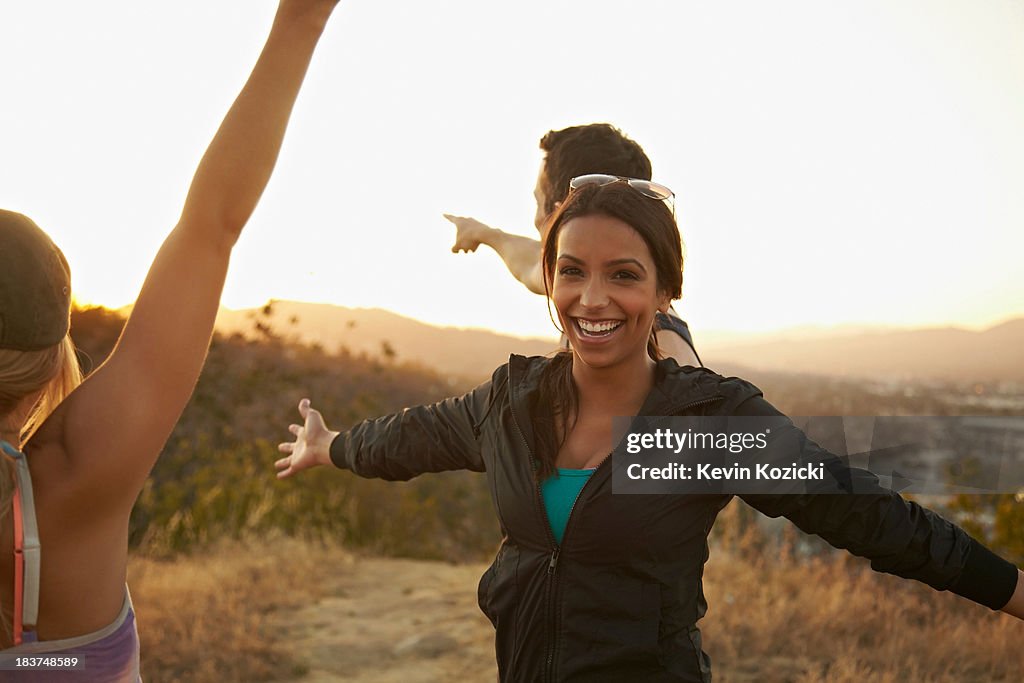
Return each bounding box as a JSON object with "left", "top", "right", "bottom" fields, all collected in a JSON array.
[
  {"left": 696, "top": 323, "right": 894, "bottom": 348},
  {"left": 214, "top": 301, "right": 560, "bottom": 382},
  {"left": 212, "top": 301, "right": 1024, "bottom": 384},
  {"left": 699, "top": 318, "right": 1024, "bottom": 383}
]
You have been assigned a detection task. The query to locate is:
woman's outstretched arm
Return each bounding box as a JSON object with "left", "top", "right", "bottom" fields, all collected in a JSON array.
[
  {"left": 277, "top": 368, "right": 505, "bottom": 480},
  {"left": 41, "top": 0, "right": 340, "bottom": 516},
  {"left": 734, "top": 395, "right": 1022, "bottom": 617}
]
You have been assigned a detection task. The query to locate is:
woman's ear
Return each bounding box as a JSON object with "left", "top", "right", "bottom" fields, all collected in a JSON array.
[{"left": 657, "top": 291, "right": 671, "bottom": 314}]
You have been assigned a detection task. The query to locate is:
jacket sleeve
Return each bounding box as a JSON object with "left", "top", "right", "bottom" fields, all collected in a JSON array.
[
  {"left": 734, "top": 394, "right": 1019, "bottom": 611},
  {"left": 327, "top": 368, "right": 503, "bottom": 481}
]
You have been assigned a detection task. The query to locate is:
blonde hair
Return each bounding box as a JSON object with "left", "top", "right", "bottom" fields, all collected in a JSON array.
[{"left": 0, "top": 334, "right": 83, "bottom": 520}]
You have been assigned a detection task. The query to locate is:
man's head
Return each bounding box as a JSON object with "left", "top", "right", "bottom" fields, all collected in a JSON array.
[{"left": 533, "top": 124, "right": 652, "bottom": 237}]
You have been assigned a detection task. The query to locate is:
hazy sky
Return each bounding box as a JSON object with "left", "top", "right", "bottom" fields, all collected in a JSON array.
[{"left": 2, "top": 0, "right": 1022, "bottom": 338}]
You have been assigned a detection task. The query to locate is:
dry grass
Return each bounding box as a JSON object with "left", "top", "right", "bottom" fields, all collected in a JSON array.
[
  {"left": 701, "top": 527, "right": 1024, "bottom": 682},
  {"left": 128, "top": 535, "right": 351, "bottom": 682},
  {"left": 129, "top": 533, "right": 1024, "bottom": 682}
]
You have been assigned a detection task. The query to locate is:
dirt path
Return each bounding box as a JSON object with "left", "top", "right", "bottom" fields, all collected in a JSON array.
[
  {"left": 265, "top": 554, "right": 821, "bottom": 683},
  {"left": 271, "top": 556, "right": 497, "bottom": 682},
  {"left": 267, "top": 555, "right": 796, "bottom": 683}
]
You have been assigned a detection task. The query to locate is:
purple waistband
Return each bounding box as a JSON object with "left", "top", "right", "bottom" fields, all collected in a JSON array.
[{"left": 1, "top": 602, "right": 141, "bottom": 682}]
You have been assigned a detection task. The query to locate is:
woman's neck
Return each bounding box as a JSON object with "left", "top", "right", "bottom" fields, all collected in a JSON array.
[
  {"left": 570, "top": 352, "right": 657, "bottom": 416},
  {"left": 2, "top": 399, "right": 36, "bottom": 448},
  {"left": 0, "top": 429, "right": 18, "bottom": 447},
  {"left": 1, "top": 412, "right": 25, "bottom": 448}
]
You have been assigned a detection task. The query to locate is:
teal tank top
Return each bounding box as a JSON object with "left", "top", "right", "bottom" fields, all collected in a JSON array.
[{"left": 540, "top": 468, "right": 595, "bottom": 545}]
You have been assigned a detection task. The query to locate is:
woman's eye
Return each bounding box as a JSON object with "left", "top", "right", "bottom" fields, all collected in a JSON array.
[
  {"left": 559, "top": 266, "right": 583, "bottom": 277},
  {"left": 613, "top": 270, "right": 639, "bottom": 280}
]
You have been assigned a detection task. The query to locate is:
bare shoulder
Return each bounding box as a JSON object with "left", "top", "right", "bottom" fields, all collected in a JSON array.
[
  {"left": 22, "top": 404, "right": 73, "bottom": 490},
  {"left": 22, "top": 395, "right": 122, "bottom": 520},
  {"left": 13, "top": 416, "right": 129, "bottom": 639}
]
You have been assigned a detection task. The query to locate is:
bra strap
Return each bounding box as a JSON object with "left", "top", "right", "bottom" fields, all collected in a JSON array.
[
  {"left": 12, "top": 485, "right": 24, "bottom": 645},
  {"left": 2, "top": 442, "right": 41, "bottom": 643}
]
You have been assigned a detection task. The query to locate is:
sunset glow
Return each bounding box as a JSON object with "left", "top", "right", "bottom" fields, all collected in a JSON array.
[{"left": 2, "top": 0, "right": 1022, "bottom": 338}]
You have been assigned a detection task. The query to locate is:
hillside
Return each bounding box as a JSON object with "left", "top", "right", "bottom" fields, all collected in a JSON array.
[
  {"left": 211, "top": 301, "right": 1024, "bottom": 384},
  {"left": 702, "top": 318, "right": 1024, "bottom": 383},
  {"left": 213, "top": 301, "right": 560, "bottom": 382},
  {"left": 66, "top": 305, "right": 1024, "bottom": 682},
  {"left": 72, "top": 304, "right": 1023, "bottom": 567}
]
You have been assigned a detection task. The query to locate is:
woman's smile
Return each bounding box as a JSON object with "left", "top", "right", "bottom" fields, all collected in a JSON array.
[{"left": 573, "top": 317, "right": 624, "bottom": 340}]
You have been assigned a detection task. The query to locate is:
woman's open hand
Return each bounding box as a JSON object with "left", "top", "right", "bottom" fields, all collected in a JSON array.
[{"left": 276, "top": 398, "right": 339, "bottom": 478}]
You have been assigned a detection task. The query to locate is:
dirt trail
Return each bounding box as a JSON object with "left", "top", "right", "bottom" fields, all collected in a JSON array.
[
  {"left": 271, "top": 556, "right": 497, "bottom": 682},
  {"left": 267, "top": 554, "right": 801, "bottom": 683}
]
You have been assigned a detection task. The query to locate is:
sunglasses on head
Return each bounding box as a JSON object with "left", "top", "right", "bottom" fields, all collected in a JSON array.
[{"left": 568, "top": 174, "right": 675, "bottom": 213}]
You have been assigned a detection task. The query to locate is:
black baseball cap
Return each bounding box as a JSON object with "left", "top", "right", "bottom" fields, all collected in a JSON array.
[{"left": 0, "top": 209, "right": 72, "bottom": 351}]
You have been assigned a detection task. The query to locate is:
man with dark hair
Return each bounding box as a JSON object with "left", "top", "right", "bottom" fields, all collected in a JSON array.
[
  {"left": 444, "top": 123, "right": 700, "bottom": 365},
  {"left": 536, "top": 124, "right": 652, "bottom": 218}
]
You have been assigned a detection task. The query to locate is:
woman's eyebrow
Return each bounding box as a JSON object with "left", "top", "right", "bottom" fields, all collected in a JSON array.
[
  {"left": 556, "top": 254, "right": 647, "bottom": 271},
  {"left": 605, "top": 258, "right": 647, "bottom": 272}
]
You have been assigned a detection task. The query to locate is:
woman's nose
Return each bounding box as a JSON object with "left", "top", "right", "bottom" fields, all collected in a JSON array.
[{"left": 580, "top": 278, "right": 609, "bottom": 308}]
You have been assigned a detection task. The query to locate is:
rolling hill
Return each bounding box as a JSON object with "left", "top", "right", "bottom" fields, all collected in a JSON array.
[
  {"left": 212, "top": 301, "right": 1024, "bottom": 384},
  {"left": 214, "top": 300, "right": 560, "bottom": 381}
]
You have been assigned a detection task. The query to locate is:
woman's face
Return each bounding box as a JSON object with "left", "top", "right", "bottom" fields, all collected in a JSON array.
[{"left": 550, "top": 214, "right": 669, "bottom": 371}]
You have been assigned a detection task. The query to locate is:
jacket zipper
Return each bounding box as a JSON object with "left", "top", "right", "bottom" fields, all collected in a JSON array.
[
  {"left": 544, "top": 394, "right": 724, "bottom": 681},
  {"left": 508, "top": 391, "right": 560, "bottom": 683},
  {"left": 542, "top": 448, "right": 611, "bottom": 682},
  {"left": 511, "top": 366, "right": 723, "bottom": 682}
]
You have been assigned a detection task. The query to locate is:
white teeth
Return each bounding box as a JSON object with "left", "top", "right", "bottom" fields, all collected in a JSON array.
[{"left": 577, "top": 319, "right": 622, "bottom": 335}]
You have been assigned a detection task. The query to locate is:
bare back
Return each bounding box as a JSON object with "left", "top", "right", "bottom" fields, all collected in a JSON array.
[{"left": 0, "top": 0, "right": 339, "bottom": 648}]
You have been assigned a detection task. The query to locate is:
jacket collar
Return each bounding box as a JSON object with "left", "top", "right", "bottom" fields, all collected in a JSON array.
[{"left": 507, "top": 354, "right": 731, "bottom": 420}]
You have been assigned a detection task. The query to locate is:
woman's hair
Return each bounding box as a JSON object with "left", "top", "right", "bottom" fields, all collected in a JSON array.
[
  {"left": 531, "top": 182, "right": 684, "bottom": 480},
  {"left": 0, "top": 334, "right": 82, "bottom": 528}
]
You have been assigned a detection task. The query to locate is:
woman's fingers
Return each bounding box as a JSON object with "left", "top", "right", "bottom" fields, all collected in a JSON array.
[
  {"left": 276, "top": 397, "right": 327, "bottom": 479},
  {"left": 275, "top": 454, "right": 299, "bottom": 479}
]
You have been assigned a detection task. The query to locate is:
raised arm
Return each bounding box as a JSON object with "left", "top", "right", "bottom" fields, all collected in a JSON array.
[
  {"left": 45, "top": 0, "right": 340, "bottom": 515},
  {"left": 443, "top": 214, "right": 545, "bottom": 295}
]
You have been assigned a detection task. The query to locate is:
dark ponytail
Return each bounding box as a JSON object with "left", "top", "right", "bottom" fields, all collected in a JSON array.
[{"left": 531, "top": 351, "right": 576, "bottom": 482}]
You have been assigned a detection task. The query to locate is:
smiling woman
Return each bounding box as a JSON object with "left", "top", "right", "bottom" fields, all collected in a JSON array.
[{"left": 277, "top": 172, "right": 1024, "bottom": 680}]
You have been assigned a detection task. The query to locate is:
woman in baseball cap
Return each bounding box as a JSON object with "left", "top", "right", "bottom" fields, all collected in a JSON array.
[{"left": 0, "top": 1, "right": 341, "bottom": 679}]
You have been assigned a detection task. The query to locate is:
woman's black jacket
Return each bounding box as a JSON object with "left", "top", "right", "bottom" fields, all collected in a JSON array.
[{"left": 328, "top": 355, "right": 1017, "bottom": 682}]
